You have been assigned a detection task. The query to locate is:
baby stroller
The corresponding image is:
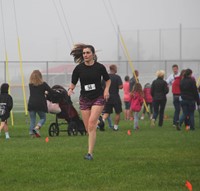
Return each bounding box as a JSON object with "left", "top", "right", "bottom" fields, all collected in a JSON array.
[{"left": 47, "top": 85, "right": 86, "bottom": 137}]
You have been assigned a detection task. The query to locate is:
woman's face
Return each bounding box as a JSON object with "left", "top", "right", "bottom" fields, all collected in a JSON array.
[{"left": 83, "top": 48, "right": 93, "bottom": 63}]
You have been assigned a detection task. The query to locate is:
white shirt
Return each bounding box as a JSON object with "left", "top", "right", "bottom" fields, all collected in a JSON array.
[{"left": 166, "top": 72, "right": 180, "bottom": 85}]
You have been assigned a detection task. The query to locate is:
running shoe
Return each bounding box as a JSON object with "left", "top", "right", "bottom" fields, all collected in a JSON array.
[
  {"left": 33, "top": 127, "right": 41, "bottom": 137},
  {"left": 151, "top": 119, "right": 155, "bottom": 127},
  {"left": 84, "top": 153, "right": 93, "bottom": 160}
]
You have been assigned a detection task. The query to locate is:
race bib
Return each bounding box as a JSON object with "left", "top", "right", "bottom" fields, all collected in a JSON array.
[
  {"left": 84, "top": 84, "right": 96, "bottom": 91},
  {"left": 0, "top": 104, "right": 6, "bottom": 116}
]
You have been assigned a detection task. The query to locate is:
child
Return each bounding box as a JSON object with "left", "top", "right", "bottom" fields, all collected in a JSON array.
[
  {"left": 140, "top": 83, "right": 153, "bottom": 120},
  {"left": 123, "top": 75, "right": 130, "bottom": 120},
  {"left": 0, "top": 83, "right": 13, "bottom": 139},
  {"left": 130, "top": 83, "right": 144, "bottom": 130}
]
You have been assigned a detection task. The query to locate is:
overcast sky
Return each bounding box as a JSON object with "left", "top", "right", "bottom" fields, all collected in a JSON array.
[{"left": 0, "top": 0, "right": 200, "bottom": 61}]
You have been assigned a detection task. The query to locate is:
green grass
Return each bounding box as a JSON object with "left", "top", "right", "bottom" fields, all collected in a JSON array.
[{"left": 0, "top": 110, "right": 200, "bottom": 191}]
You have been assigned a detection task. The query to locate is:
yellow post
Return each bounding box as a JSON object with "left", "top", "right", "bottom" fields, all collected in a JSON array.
[
  {"left": 197, "top": 77, "right": 200, "bottom": 87},
  {"left": 5, "top": 52, "right": 14, "bottom": 126},
  {"left": 17, "top": 37, "right": 28, "bottom": 115},
  {"left": 119, "top": 32, "right": 149, "bottom": 113}
]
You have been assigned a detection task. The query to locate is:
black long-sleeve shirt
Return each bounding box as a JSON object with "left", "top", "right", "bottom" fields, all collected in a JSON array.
[
  {"left": 180, "top": 77, "right": 199, "bottom": 105},
  {"left": 71, "top": 62, "right": 110, "bottom": 100}
]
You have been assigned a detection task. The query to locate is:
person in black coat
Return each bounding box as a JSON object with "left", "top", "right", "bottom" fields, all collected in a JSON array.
[
  {"left": 28, "top": 70, "right": 55, "bottom": 137},
  {"left": 180, "top": 69, "right": 200, "bottom": 130},
  {"left": 151, "top": 70, "right": 169, "bottom": 127},
  {"left": 0, "top": 83, "right": 13, "bottom": 139}
]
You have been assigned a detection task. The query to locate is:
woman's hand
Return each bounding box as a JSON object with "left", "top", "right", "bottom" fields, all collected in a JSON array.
[
  {"left": 67, "top": 84, "right": 75, "bottom": 96},
  {"left": 104, "top": 90, "right": 110, "bottom": 101},
  {"left": 67, "top": 88, "right": 74, "bottom": 96}
]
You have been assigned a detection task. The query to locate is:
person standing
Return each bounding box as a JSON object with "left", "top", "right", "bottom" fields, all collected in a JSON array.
[
  {"left": 68, "top": 44, "right": 111, "bottom": 160},
  {"left": 0, "top": 83, "right": 13, "bottom": 139},
  {"left": 28, "top": 70, "right": 55, "bottom": 137},
  {"left": 130, "top": 83, "right": 144, "bottom": 130},
  {"left": 180, "top": 69, "right": 200, "bottom": 130},
  {"left": 129, "top": 70, "right": 139, "bottom": 92},
  {"left": 166, "top": 64, "right": 180, "bottom": 86},
  {"left": 123, "top": 75, "right": 130, "bottom": 120},
  {"left": 102, "top": 64, "right": 123, "bottom": 131},
  {"left": 172, "top": 70, "right": 185, "bottom": 130},
  {"left": 166, "top": 64, "right": 181, "bottom": 127},
  {"left": 129, "top": 70, "right": 139, "bottom": 120},
  {"left": 151, "top": 70, "right": 169, "bottom": 127},
  {"left": 140, "top": 83, "right": 153, "bottom": 120}
]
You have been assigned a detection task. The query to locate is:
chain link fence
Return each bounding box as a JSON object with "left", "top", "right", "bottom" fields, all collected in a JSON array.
[{"left": 0, "top": 59, "right": 199, "bottom": 113}]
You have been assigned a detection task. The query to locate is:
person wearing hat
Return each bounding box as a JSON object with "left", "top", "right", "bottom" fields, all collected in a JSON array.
[{"left": 0, "top": 83, "right": 13, "bottom": 139}]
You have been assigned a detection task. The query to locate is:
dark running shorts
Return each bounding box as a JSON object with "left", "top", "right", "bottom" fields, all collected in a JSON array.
[
  {"left": 124, "top": 101, "right": 130, "bottom": 110},
  {"left": 0, "top": 113, "right": 9, "bottom": 122},
  {"left": 79, "top": 96, "right": 105, "bottom": 110},
  {"left": 103, "top": 102, "right": 122, "bottom": 114}
]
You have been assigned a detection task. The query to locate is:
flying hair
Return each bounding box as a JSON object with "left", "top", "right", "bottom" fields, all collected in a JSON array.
[
  {"left": 70, "top": 43, "right": 97, "bottom": 64},
  {"left": 131, "top": 82, "right": 143, "bottom": 97}
]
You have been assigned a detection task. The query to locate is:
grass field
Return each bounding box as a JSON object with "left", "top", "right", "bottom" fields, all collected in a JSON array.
[{"left": 0, "top": 109, "right": 200, "bottom": 191}]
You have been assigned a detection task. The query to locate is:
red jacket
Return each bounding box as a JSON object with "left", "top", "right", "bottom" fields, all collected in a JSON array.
[
  {"left": 130, "top": 92, "right": 143, "bottom": 112},
  {"left": 143, "top": 87, "right": 152, "bottom": 103},
  {"left": 172, "top": 76, "right": 181, "bottom": 95}
]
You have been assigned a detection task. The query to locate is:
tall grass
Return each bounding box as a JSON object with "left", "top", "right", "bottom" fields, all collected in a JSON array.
[{"left": 0, "top": 110, "right": 199, "bottom": 191}]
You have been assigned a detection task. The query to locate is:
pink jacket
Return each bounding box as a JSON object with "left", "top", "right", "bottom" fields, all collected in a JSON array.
[
  {"left": 130, "top": 92, "right": 143, "bottom": 112},
  {"left": 123, "top": 82, "right": 131, "bottom": 102},
  {"left": 143, "top": 87, "right": 153, "bottom": 103}
]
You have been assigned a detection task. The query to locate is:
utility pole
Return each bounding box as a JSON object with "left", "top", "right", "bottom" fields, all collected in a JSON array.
[
  {"left": 180, "top": 23, "right": 182, "bottom": 60},
  {"left": 137, "top": 30, "right": 140, "bottom": 60},
  {"left": 117, "top": 25, "right": 121, "bottom": 61}
]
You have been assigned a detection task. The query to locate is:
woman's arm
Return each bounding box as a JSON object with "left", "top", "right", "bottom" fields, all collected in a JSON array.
[{"left": 68, "top": 83, "right": 76, "bottom": 96}]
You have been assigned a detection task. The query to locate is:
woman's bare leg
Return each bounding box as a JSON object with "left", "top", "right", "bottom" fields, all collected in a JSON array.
[{"left": 81, "top": 105, "right": 104, "bottom": 155}]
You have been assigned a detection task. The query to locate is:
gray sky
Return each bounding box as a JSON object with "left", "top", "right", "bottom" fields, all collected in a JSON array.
[{"left": 0, "top": 0, "right": 200, "bottom": 61}]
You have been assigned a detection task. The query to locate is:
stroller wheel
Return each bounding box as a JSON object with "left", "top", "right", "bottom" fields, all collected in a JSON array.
[
  {"left": 49, "top": 122, "right": 59, "bottom": 137},
  {"left": 68, "top": 121, "right": 78, "bottom": 136}
]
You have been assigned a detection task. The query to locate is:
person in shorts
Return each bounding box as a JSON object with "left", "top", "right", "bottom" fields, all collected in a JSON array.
[
  {"left": 68, "top": 44, "right": 111, "bottom": 160},
  {"left": 102, "top": 64, "right": 123, "bottom": 131}
]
